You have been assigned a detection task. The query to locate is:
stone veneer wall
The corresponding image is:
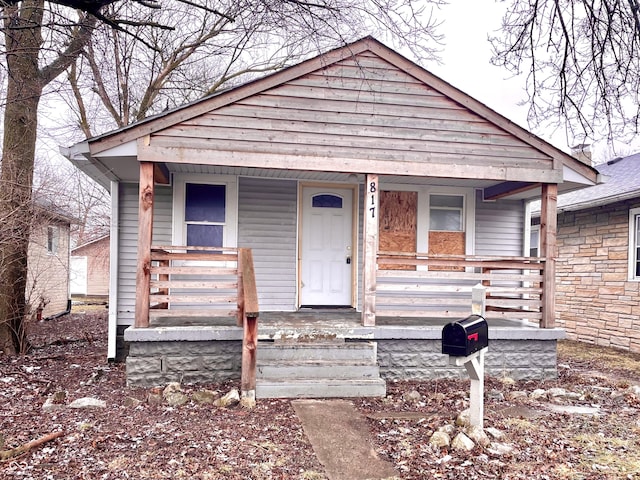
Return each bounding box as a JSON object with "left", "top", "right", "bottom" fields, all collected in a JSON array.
[
  {"left": 126, "top": 338, "right": 558, "bottom": 387},
  {"left": 126, "top": 341, "right": 242, "bottom": 387},
  {"left": 377, "top": 339, "right": 558, "bottom": 380},
  {"left": 556, "top": 200, "right": 640, "bottom": 352}
]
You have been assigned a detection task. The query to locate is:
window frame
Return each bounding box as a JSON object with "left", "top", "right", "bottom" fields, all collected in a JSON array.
[
  {"left": 528, "top": 224, "right": 540, "bottom": 257},
  {"left": 172, "top": 174, "right": 238, "bottom": 248},
  {"left": 47, "top": 225, "right": 59, "bottom": 255},
  {"left": 428, "top": 193, "right": 465, "bottom": 232},
  {"left": 628, "top": 207, "right": 640, "bottom": 281}
]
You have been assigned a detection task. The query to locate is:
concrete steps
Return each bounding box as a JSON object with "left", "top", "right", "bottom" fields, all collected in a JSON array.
[{"left": 256, "top": 341, "right": 386, "bottom": 399}]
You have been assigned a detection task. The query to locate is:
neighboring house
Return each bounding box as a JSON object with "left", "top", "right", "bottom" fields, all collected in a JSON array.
[
  {"left": 64, "top": 37, "right": 598, "bottom": 396},
  {"left": 27, "top": 204, "right": 74, "bottom": 319},
  {"left": 533, "top": 152, "right": 640, "bottom": 352},
  {"left": 71, "top": 235, "right": 110, "bottom": 297}
]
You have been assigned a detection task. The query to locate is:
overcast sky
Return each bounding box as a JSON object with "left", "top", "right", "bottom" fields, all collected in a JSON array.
[
  {"left": 426, "top": 0, "right": 640, "bottom": 162},
  {"left": 426, "top": 0, "right": 566, "bottom": 148}
]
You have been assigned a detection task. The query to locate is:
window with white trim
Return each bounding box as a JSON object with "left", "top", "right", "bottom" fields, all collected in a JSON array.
[
  {"left": 630, "top": 207, "right": 640, "bottom": 280},
  {"left": 429, "top": 194, "right": 464, "bottom": 232},
  {"left": 173, "top": 175, "right": 238, "bottom": 248},
  {"left": 426, "top": 193, "right": 468, "bottom": 271}
]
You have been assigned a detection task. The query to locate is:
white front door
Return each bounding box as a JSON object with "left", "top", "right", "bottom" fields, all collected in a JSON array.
[{"left": 300, "top": 186, "right": 354, "bottom": 306}]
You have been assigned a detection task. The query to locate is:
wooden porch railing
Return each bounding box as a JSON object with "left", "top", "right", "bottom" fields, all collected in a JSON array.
[
  {"left": 376, "top": 252, "right": 546, "bottom": 325},
  {"left": 145, "top": 245, "right": 259, "bottom": 400}
]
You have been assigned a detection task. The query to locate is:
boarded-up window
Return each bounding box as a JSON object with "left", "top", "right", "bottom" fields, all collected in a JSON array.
[
  {"left": 428, "top": 194, "right": 465, "bottom": 270},
  {"left": 379, "top": 191, "right": 417, "bottom": 270}
]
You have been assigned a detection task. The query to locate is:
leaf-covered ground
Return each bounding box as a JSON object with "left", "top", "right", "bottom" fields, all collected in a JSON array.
[{"left": 2, "top": 311, "right": 640, "bottom": 479}]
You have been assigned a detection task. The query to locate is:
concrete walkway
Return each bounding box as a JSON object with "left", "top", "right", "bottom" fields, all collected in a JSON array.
[{"left": 292, "top": 399, "right": 398, "bottom": 480}]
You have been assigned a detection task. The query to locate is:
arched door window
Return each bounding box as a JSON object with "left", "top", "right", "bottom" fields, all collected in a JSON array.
[{"left": 312, "top": 194, "right": 343, "bottom": 209}]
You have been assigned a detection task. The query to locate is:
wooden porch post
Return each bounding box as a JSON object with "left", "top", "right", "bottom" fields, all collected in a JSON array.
[
  {"left": 540, "top": 183, "right": 557, "bottom": 328},
  {"left": 134, "top": 162, "right": 155, "bottom": 328},
  {"left": 362, "top": 174, "right": 379, "bottom": 326}
]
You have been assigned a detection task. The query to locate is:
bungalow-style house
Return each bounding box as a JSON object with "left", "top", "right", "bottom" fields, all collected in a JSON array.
[
  {"left": 27, "top": 203, "right": 74, "bottom": 320},
  {"left": 532, "top": 152, "right": 640, "bottom": 352},
  {"left": 70, "top": 235, "right": 110, "bottom": 298},
  {"left": 63, "top": 37, "right": 598, "bottom": 397}
]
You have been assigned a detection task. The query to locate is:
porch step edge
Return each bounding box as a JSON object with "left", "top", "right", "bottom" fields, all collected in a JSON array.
[
  {"left": 257, "top": 341, "right": 377, "bottom": 362},
  {"left": 257, "top": 364, "right": 381, "bottom": 380},
  {"left": 255, "top": 378, "right": 387, "bottom": 399}
]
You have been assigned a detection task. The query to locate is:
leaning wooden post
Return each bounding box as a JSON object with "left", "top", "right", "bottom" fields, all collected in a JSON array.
[
  {"left": 134, "top": 162, "right": 154, "bottom": 328},
  {"left": 362, "top": 174, "right": 379, "bottom": 326},
  {"left": 239, "top": 248, "right": 259, "bottom": 402},
  {"left": 540, "top": 183, "right": 558, "bottom": 328}
]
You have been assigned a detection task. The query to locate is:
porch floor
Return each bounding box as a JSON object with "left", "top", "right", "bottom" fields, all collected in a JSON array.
[{"left": 127, "top": 309, "right": 564, "bottom": 343}]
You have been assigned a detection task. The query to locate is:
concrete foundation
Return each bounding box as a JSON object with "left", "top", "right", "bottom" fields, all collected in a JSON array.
[{"left": 124, "top": 317, "right": 563, "bottom": 388}]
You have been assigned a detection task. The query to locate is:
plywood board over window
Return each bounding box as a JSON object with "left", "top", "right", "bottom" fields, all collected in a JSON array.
[
  {"left": 428, "top": 194, "right": 465, "bottom": 271},
  {"left": 379, "top": 190, "right": 417, "bottom": 270}
]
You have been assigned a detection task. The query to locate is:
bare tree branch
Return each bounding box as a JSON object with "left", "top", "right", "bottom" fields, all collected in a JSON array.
[{"left": 491, "top": 0, "right": 640, "bottom": 144}]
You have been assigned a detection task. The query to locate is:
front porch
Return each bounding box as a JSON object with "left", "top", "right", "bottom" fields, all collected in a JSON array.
[
  {"left": 125, "top": 308, "right": 563, "bottom": 392},
  {"left": 126, "top": 202, "right": 562, "bottom": 394}
]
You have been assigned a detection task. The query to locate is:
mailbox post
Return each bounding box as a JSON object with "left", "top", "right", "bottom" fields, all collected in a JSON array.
[
  {"left": 448, "top": 347, "right": 487, "bottom": 428},
  {"left": 442, "top": 284, "right": 488, "bottom": 428}
]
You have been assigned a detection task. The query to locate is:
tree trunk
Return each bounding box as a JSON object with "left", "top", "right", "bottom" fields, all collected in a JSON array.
[{"left": 0, "top": 2, "right": 45, "bottom": 355}]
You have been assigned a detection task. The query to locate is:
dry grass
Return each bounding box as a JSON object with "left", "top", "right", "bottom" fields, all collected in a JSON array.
[
  {"left": 70, "top": 296, "right": 108, "bottom": 314},
  {"left": 558, "top": 339, "right": 640, "bottom": 379}
]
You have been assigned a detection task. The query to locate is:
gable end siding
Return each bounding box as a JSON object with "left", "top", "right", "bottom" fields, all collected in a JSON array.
[{"left": 146, "top": 52, "right": 554, "bottom": 181}]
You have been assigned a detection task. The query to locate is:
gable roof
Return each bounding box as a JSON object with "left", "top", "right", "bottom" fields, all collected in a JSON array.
[
  {"left": 33, "top": 197, "right": 78, "bottom": 224},
  {"left": 66, "top": 36, "right": 598, "bottom": 191},
  {"left": 553, "top": 152, "right": 640, "bottom": 212},
  {"left": 72, "top": 234, "right": 110, "bottom": 255}
]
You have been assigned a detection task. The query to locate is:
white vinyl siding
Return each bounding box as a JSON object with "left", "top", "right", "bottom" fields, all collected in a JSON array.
[
  {"left": 116, "top": 183, "right": 172, "bottom": 326},
  {"left": 238, "top": 177, "right": 297, "bottom": 311},
  {"left": 475, "top": 191, "right": 524, "bottom": 256}
]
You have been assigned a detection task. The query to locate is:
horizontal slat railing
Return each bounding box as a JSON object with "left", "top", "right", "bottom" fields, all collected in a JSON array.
[
  {"left": 147, "top": 246, "right": 260, "bottom": 402},
  {"left": 148, "top": 246, "right": 240, "bottom": 319},
  {"left": 376, "top": 252, "right": 545, "bottom": 322}
]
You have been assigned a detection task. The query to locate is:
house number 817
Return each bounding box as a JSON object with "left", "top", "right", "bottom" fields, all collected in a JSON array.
[{"left": 369, "top": 181, "right": 377, "bottom": 218}]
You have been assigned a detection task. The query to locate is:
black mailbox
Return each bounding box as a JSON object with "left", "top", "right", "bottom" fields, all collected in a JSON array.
[{"left": 442, "top": 314, "right": 488, "bottom": 357}]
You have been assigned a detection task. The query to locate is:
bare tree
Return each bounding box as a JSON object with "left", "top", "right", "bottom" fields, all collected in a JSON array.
[
  {"left": 490, "top": 0, "right": 640, "bottom": 146},
  {"left": 56, "top": 0, "right": 445, "bottom": 138},
  {"left": 34, "top": 159, "right": 110, "bottom": 245},
  {"left": 0, "top": 0, "right": 443, "bottom": 355}
]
